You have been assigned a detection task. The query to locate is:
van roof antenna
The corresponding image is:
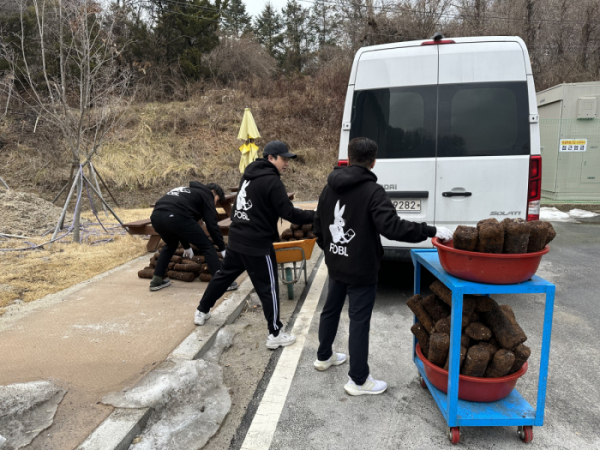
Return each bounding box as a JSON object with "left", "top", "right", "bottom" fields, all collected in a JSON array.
[{"left": 432, "top": 32, "right": 444, "bottom": 41}]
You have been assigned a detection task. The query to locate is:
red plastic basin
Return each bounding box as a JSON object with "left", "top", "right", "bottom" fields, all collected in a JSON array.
[
  {"left": 416, "top": 344, "right": 528, "bottom": 402},
  {"left": 432, "top": 237, "right": 549, "bottom": 284}
]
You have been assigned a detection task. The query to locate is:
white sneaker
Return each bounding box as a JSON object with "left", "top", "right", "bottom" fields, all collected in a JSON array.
[
  {"left": 344, "top": 374, "right": 388, "bottom": 396},
  {"left": 314, "top": 352, "right": 347, "bottom": 371},
  {"left": 194, "top": 310, "right": 211, "bottom": 326},
  {"left": 266, "top": 332, "right": 296, "bottom": 349}
]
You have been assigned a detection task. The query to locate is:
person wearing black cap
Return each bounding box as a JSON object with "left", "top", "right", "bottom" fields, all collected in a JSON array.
[
  {"left": 195, "top": 141, "right": 314, "bottom": 349},
  {"left": 149, "top": 182, "right": 238, "bottom": 292}
]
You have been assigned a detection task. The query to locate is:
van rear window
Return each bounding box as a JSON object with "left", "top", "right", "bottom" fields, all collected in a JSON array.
[
  {"left": 437, "top": 82, "right": 530, "bottom": 157},
  {"left": 350, "top": 86, "right": 436, "bottom": 159},
  {"left": 350, "top": 82, "right": 530, "bottom": 159}
]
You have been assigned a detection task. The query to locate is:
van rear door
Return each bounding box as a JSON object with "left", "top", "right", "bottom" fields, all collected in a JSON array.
[
  {"left": 435, "top": 41, "right": 532, "bottom": 227},
  {"left": 350, "top": 45, "right": 438, "bottom": 250}
]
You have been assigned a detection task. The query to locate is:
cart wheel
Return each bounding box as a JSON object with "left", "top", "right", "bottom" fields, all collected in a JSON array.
[
  {"left": 447, "top": 427, "right": 460, "bottom": 445},
  {"left": 285, "top": 267, "right": 294, "bottom": 300},
  {"left": 419, "top": 376, "right": 427, "bottom": 389},
  {"left": 518, "top": 426, "right": 533, "bottom": 443}
]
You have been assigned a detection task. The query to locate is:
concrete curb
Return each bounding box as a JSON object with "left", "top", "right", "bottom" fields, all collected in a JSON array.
[
  {"left": 76, "top": 408, "right": 152, "bottom": 450},
  {"left": 76, "top": 249, "right": 323, "bottom": 450}
]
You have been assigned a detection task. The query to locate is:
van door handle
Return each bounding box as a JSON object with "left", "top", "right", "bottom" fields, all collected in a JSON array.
[{"left": 442, "top": 191, "right": 472, "bottom": 197}]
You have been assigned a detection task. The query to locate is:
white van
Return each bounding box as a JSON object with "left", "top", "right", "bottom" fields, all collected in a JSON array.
[{"left": 338, "top": 35, "right": 542, "bottom": 260}]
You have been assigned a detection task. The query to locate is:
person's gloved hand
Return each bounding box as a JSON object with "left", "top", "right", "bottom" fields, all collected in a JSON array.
[
  {"left": 221, "top": 250, "right": 226, "bottom": 258},
  {"left": 435, "top": 227, "right": 453, "bottom": 242},
  {"left": 182, "top": 248, "right": 194, "bottom": 259}
]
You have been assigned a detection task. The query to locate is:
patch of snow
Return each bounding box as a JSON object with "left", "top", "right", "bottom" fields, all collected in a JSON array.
[
  {"left": 0, "top": 381, "right": 66, "bottom": 450},
  {"left": 103, "top": 325, "right": 246, "bottom": 450},
  {"left": 540, "top": 207, "right": 571, "bottom": 221},
  {"left": 568, "top": 208, "right": 598, "bottom": 219},
  {"left": 540, "top": 207, "right": 599, "bottom": 222}
]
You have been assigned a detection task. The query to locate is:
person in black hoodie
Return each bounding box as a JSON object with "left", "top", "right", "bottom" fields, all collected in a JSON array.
[
  {"left": 195, "top": 141, "right": 315, "bottom": 349},
  {"left": 313, "top": 137, "right": 452, "bottom": 395},
  {"left": 149, "top": 182, "right": 237, "bottom": 292}
]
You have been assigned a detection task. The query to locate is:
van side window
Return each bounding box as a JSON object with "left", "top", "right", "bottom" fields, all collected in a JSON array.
[
  {"left": 351, "top": 86, "right": 436, "bottom": 159},
  {"left": 437, "top": 82, "right": 530, "bottom": 157}
]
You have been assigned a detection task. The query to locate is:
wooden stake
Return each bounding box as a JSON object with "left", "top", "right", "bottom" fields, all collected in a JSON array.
[
  {"left": 89, "top": 161, "right": 108, "bottom": 217},
  {"left": 81, "top": 173, "right": 124, "bottom": 226},
  {"left": 92, "top": 166, "right": 120, "bottom": 207},
  {"left": 51, "top": 169, "right": 81, "bottom": 242}
]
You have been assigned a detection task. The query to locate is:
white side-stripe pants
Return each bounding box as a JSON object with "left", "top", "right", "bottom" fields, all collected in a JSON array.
[{"left": 198, "top": 247, "right": 283, "bottom": 335}]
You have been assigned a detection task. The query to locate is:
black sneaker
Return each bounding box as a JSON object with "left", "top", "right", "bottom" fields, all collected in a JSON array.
[
  {"left": 149, "top": 276, "right": 171, "bottom": 291},
  {"left": 226, "top": 281, "right": 238, "bottom": 291}
]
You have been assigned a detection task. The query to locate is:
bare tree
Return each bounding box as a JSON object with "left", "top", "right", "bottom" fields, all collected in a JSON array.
[{"left": 0, "top": 0, "right": 133, "bottom": 242}]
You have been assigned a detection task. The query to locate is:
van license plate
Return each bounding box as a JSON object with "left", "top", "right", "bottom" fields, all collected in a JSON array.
[{"left": 392, "top": 199, "right": 421, "bottom": 212}]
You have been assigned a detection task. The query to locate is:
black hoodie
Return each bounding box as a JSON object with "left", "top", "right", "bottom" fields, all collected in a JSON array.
[
  {"left": 153, "top": 181, "right": 225, "bottom": 251},
  {"left": 314, "top": 165, "right": 436, "bottom": 285},
  {"left": 228, "top": 158, "right": 314, "bottom": 256}
]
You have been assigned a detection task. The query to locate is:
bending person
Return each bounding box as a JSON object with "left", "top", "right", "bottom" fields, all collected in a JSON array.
[{"left": 149, "top": 182, "right": 237, "bottom": 292}]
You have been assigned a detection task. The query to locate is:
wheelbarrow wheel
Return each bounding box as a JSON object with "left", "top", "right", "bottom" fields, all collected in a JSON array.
[
  {"left": 518, "top": 426, "right": 533, "bottom": 443},
  {"left": 448, "top": 427, "right": 460, "bottom": 445},
  {"left": 285, "top": 267, "right": 294, "bottom": 300}
]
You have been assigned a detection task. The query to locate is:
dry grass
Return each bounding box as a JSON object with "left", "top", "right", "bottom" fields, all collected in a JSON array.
[{"left": 0, "top": 208, "right": 152, "bottom": 313}]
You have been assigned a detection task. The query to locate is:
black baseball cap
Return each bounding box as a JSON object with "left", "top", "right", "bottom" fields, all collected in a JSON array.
[{"left": 263, "top": 141, "right": 297, "bottom": 159}]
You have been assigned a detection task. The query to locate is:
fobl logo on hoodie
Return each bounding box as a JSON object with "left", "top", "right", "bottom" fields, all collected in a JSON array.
[
  {"left": 329, "top": 201, "right": 355, "bottom": 257},
  {"left": 167, "top": 187, "right": 191, "bottom": 196},
  {"left": 234, "top": 180, "right": 253, "bottom": 221}
]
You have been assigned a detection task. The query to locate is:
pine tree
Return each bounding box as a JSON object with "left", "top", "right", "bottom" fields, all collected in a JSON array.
[
  {"left": 151, "top": 0, "right": 223, "bottom": 79},
  {"left": 281, "top": 0, "right": 312, "bottom": 72},
  {"left": 222, "top": 0, "right": 252, "bottom": 37},
  {"left": 254, "top": 2, "right": 284, "bottom": 61},
  {"left": 310, "top": 0, "right": 339, "bottom": 49}
]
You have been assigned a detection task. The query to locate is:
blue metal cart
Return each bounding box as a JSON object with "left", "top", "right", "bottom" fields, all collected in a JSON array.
[{"left": 410, "top": 249, "right": 556, "bottom": 445}]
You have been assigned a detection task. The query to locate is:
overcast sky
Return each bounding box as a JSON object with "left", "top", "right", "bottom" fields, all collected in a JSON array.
[{"left": 245, "top": 0, "right": 290, "bottom": 17}]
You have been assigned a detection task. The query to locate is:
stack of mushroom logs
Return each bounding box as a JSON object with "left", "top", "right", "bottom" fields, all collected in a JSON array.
[
  {"left": 280, "top": 223, "right": 316, "bottom": 241},
  {"left": 409, "top": 281, "right": 530, "bottom": 378},
  {"left": 453, "top": 218, "right": 556, "bottom": 254},
  {"left": 137, "top": 242, "right": 223, "bottom": 282}
]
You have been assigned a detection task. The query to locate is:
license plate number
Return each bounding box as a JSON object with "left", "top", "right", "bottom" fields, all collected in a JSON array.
[{"left": 392, "top": 199, "right": 421, "bottom": 212}]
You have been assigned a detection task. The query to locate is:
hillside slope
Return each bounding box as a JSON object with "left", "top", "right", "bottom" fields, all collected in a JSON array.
[{"left": 0, "top": 75, "right": 345, "bottom": 207}]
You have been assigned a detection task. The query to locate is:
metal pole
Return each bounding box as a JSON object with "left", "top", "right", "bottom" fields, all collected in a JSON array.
[{"left": 0, "top": 176, "right": 9, "bottom": 190}]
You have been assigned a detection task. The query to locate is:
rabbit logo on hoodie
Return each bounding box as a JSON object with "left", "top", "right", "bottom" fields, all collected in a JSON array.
[
  {"left": 234, "top": 180, "right": 253, "bottom": 221},
  {"left": 329, "top": 200, "right": 355, "bottom": 256}
]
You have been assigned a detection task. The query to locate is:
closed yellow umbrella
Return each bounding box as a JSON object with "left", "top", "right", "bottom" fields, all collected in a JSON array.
[{"left": 238, "top": 108, "right": 261, "bottom": 173}]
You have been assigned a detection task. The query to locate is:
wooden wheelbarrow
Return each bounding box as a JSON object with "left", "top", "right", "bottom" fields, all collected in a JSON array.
[{"left": 273, "top": 238, "right": 317, "bottom": 300}]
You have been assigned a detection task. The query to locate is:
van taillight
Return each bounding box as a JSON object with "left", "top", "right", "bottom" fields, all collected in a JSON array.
[
  {"left": 526, "top": 155, "right": 542, "bottom": 221},
  {"left": 338, "top": 160, "right": 348, "bottom": 167}
]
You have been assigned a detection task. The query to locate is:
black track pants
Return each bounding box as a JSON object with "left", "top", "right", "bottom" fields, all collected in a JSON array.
[
  {"left": 150, "top": 210, "right": 222, "bottom": 278},
  {"left": 317, "top": 277, "right": 377, "bottom": 386},
  {"left": 198, "top": 247, "right": 283, "bottom": 336}
]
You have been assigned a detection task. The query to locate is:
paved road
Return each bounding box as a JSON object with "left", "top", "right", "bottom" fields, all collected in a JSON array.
[{"left": 236, "top": 221, "right": 600, "bottom": 449}]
